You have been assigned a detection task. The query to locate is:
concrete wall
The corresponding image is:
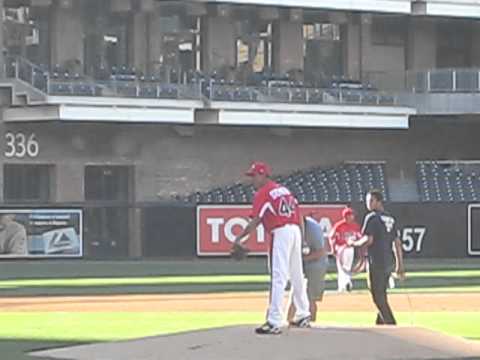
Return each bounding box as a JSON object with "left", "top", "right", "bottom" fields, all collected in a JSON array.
[
  {"left": 201, "top": 16, "right": 236, "bottom": 73},
  {"left": 128, "top": 12, "right": 148, "bottom": 73},
  {"left": 471, "top": 21, "right": 480, "bottom": 67},
  {"left": 50, "top": 2, "right": 84, "bottom": 70},
  {"left": 148, "top": 14, "right": 164, "bottom": 73},
  {"left": 344, "top": 20, "right": 361, "bottom": 80},
  {"left": 407, "top": 18, "right": 437, "bottom": 71},
  {"left": 360, "top": 20, "right": 406, "bottom": 90},
  {"left": 1, "top": 119, "right": 479, "bottom": 202}
]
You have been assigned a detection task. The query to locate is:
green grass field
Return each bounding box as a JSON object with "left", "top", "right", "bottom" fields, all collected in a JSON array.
[{"left": 1, "top": 258, "right": 479, "bottom": 360}]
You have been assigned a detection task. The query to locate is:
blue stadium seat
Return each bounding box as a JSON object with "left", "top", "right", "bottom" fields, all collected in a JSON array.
[
  {"left": 72, "top": 83, "right": 95, "bottom": 96},
  {"left": 183, "top": 163, "right": 389, "bottom": 204},
  {"left": 416, "top": 161, "right": 480, "bottom": 202},
  {"left": 139, "top": 85, "right": 158, "bottom": 98}
]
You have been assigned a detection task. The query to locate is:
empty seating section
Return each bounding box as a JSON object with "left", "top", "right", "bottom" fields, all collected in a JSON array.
[
  {"left": 6, "top": 56, "right": 396, "bottom": 104},
  {"left": 417, "top": 162, "right": 480, "bottom": 202},
  {"left": 186, "top": 163, "right": 388, "bottom": 204},
  {"left": 206, "top": 77, "right": 392, "bottom": 105}
]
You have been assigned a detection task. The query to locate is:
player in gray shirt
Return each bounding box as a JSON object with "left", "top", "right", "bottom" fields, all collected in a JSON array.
[{"left": 288, "top": 216, "right": 329, "bottom": 323}]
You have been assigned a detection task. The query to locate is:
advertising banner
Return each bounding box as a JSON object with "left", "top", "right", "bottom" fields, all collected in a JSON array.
[
  {"left": 197, "top": 205, "right": 345, "bottom": 256},
  {"left": 0, "top": 209, "right": 83, "bottom": 258}
]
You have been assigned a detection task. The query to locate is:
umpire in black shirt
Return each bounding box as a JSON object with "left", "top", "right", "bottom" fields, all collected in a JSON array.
[{"left": 348, "top": 189, "right": 405, "bottom": 325}]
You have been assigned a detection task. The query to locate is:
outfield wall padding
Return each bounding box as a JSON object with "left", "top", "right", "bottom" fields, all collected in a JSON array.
[{"left": 142, "top": 203, "right": 477, "bottom": 258}]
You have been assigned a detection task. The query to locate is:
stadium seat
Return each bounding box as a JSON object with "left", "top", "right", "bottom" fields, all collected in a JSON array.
[
  {"left": 72, "top": 83, "right": 95, "bottom": 96},
  {"left": 183, "top": 163, "right": 388, "bottom": 204},
  {"left": 416, "top": 161, "right": 480, "bottom": 202}
]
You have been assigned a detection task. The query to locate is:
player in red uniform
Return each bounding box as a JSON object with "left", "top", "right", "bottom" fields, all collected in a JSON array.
[
  {"left": 329, "top": 207, "right": 362, "bottom": 292},
  {"left": 233, "top": 161, "right": 310, "bottom": 335}
]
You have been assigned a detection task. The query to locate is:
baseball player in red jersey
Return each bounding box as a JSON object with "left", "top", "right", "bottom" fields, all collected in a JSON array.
[
  {"left": 233, "top": 161, "right": 311, "bottom": 335},
  {"left": 329, "top": 207, "right": 362, "bottom": 292}
]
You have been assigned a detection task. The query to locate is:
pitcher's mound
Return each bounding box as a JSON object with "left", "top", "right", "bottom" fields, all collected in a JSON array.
[{"left": 31, "top": 325, "right": 480, "bottom": 360}]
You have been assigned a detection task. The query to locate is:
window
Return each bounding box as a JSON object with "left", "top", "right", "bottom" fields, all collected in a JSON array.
[
  {"left": 235, "top": 21, "right": 272, "bottom": 73},
  {"left": 371, "top": 16, "right": 406, "bottom": 46},
  {"left": 237, "top": 39, "right": 249, "bottom": 65},
  {"left": 4, "top": 164, "right": 52, "bottom": 202},
  {"left": 85, "top": 165, "right": 131, "bottom": 202},
  {"left": 303, "top": 23, "right": 344, "bottom": 83},
  {"left": 303, "top": 24, "right": 341, "bottom": 42}
]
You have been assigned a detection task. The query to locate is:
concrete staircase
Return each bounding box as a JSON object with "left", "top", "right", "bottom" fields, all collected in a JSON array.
[{"left": 0, "top": 78, "right": 47, "bottom": 106}]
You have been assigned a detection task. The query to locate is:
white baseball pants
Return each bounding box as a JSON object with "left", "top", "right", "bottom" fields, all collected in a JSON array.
[
  {"left": 336, "top": 246, "right": 354, "bottom": 291},
  {"left": 267, "top": 224, "right": 310, "bottom": 327}
]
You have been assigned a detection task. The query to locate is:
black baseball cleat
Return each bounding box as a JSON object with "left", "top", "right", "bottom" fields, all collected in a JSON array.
[
  {"left": 289, "top": 316, "right": 312, "bottom": 328},
  {"left": 346, "top": 282, "right": 353, "bottom": 292},
  {"left": 255, "top": 322, "right": 282, "bottom": 335}
]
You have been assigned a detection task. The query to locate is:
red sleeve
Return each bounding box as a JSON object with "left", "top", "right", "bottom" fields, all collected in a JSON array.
[{"left": 251, "top": 191, "right": 267, "bottom": 219}]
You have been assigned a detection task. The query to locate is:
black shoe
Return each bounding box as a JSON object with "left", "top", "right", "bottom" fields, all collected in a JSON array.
[
  {"left": 289, "top": 316, "right": 311, "bottom": 328},
  {"left": 255, "top": 322, "right": 282, "bottom": 335},
  {"left": 346, "top": 283, "right": 353, "bottom": 292}
]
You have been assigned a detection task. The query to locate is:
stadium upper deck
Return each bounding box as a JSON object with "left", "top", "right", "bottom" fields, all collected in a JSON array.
[{"left": 1, "top": 0, "right": 480, "bottom": 127}]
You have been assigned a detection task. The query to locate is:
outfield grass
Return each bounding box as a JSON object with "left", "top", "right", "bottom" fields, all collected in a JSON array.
[
  {"left": 1, "top": 312, "right": 479, "bottom": 360},
  {"left": 2, "top": 269, "right": 480, "bottom": 297},
  {"left": 0, "top": 258, "right": 479, "bottom": 281},
  {"left": 2, "top": 269, "right": 480, "bottom": 288}
]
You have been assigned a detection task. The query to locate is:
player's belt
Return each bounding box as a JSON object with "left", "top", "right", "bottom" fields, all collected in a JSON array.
[{"left": 271, "top": 223, "right": 299, "bottom": 233}]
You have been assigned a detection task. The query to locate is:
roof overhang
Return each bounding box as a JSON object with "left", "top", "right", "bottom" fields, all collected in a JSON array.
[
  {"left": 3, "top": 96, "right": 202, "bottom": 123},
  {"left": 189, "top": 0, "right": 412, "bottom": 14},
  {"left": 413, "top": 0, "right": 480, "bottom": 18},
  {"left": 203, "top": 102, "right": 415, "bottom": 128}
]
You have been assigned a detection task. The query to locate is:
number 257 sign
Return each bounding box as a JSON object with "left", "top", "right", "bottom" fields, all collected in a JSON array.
[{"left": 196, "top": 205, "right": 345, "bottom": 256}]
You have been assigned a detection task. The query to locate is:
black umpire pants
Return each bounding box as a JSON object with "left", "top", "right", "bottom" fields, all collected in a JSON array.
[{"left": 368, "top": 267, "right": 397, "bottom": 325}]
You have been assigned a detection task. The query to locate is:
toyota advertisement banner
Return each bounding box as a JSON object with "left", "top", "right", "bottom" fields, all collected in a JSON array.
[
  {"left": 197, "top": 205, "right": 345, "bottom": 256},
  {"left": 0, "top": 208, "right": 83, "bottom": 258}
]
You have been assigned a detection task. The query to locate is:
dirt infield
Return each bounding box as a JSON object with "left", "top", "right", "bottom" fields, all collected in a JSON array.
[
  {"left": 32, "top": 325, "right": 480, "bottom": 360},
  {"left": 1, "top": 291, "right": 479, "bottom": 312}
]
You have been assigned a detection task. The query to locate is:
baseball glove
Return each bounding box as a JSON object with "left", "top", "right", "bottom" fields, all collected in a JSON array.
[{"left": 230, "top": 242, "right": 249, "bottom": 261}]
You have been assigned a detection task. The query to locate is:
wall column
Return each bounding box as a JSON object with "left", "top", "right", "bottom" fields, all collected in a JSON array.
[
  {"left": 0, "top": 0, "right": 4, "bottom": 77},
  {"left": 201, "top": 15, "right": 235, "bottom": 74},
  {"left": 471, "top": 21, "right": 480, "bottom": 67},
  {"left": 50, "top": 1, "right": 84, "bottom": 72},
  {"left": 272, "top": 20, "right": 303, "bottom": 74},
  {"left": 54, "top": 163, "right": 84, "bottom": 202},
  {"left": 407, "top": 18, "right": 437, "bottom": 71},
  {"left": 344, "top": 20, "right": 361, "bottom": 80},
  {"left": 128, "top": 12, "right": 148, "bottom": 74}
]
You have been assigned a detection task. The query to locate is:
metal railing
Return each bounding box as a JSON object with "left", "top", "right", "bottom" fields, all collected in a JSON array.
[
  {"left": 209, "top": 84, "right": 399, "bottom": 106},
  {"left": 4, "top": 56, "right": 202, "bottom": 100},
  {"left": 5, "top": 56, "right": 50, "bottom": 92},
  {"left": 406, "top": 68, "right": 480, "bottom": 93},
  {"left": 364, "top": 68, "right": 480, "bottom": 94},
  {"left": 13, "top": 55, "right": 480, "bottom": 105}
]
